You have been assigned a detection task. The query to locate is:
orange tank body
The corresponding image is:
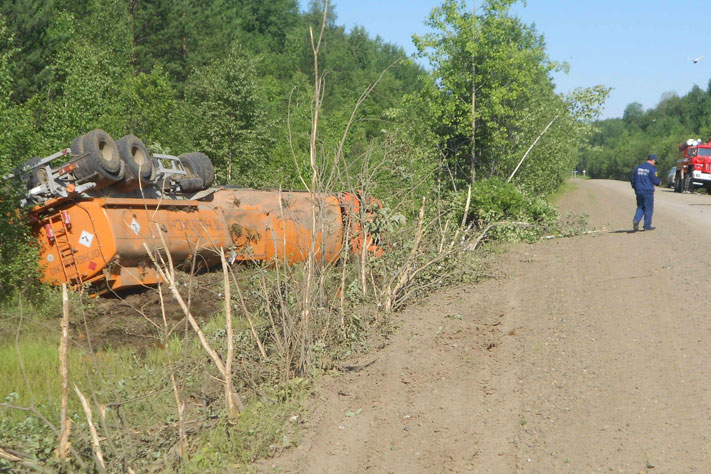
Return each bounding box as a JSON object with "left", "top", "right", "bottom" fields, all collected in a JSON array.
[{"left": 34, "top": 188, "right": 368, "bottom": 293}]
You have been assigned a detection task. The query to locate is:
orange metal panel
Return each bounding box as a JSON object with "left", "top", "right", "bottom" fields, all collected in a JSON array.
[
  {"left": 213, "top": 189, "right": 344, "bottom": 263},
  {"left": 38, "top": 200, "right": 118, "bottom": 286}
]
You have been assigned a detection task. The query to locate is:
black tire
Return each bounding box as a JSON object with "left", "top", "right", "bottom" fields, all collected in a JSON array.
[
  {"left": 72, "top": 129, "right": 124, "bottom": 187},
  {"left": 21, "top": 157, "right": 44, "bottom": 189},
  {"left": 177, "top": 176, "right": 205, "bottom": 192},
  {"left": 116, "top": 135, "right": 155, "bottom": 183},
  {"left": 178, "top": 152, "right": 215, "bottom": 189},
  {"left": 82, "top": 129, "right": 121, "bottom": 173},
  {"left": 683, "top": 171, "right": 693, "bottom": 193},
  {"left": 674, "top": 172, "right": 682, "bottom": 192},
  {"left": 71, "top": 136, "right": 84, "bottom": 156}
]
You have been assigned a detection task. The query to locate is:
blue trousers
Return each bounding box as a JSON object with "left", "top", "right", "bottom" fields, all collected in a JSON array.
[{"left": 633, "top": 192, "right": 654, "bottom": 229}]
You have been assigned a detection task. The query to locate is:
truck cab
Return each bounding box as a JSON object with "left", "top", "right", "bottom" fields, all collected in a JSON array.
[{"left": 675, "top": 138, "right": 711, "bottom": 193}]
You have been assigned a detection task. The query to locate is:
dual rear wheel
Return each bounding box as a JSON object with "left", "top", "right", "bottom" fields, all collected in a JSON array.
[
  {"left": 71, "top": 130, "right": 214, "bottom": 192},
  {"left": 71, "top": 129, "right": 125, "bottom": 189}
]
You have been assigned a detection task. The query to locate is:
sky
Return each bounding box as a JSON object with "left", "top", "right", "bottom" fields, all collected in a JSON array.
[{"left": 298, "top": 0, "right": 711, "bottom": 119}]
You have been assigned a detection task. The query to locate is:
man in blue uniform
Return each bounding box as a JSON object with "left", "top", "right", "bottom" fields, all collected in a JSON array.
[{"left": 631, "top": 154, "right": 661, "bottom": 231}]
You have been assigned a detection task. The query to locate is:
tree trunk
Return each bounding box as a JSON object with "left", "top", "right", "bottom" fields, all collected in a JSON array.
[{"left": 470, "top": 0, "right": 477, "bottom": 184}]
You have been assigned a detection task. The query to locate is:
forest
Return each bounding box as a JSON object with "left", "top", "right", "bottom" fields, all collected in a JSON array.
[
  {"left": 0, "top": 0, "right": 609, "bottom": 471},
  {"left": 583, "top": 82, "right": 711, "bottom": 180},
  {"left": 0, "top": 0, "right": 610, "bottom": 298}
]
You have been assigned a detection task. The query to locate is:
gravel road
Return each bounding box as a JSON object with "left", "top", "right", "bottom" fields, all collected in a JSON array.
[{"left": 264, "top": 179, "right": 711, "bottom": 473}]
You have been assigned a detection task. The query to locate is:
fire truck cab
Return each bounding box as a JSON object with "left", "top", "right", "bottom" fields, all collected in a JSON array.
[{"left": 675, "top": 138, "right": 711, "bottom": 194}]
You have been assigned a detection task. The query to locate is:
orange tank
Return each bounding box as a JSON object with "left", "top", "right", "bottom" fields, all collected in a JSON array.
[{"left": 33, "top": 188, "right": 376, "bottom": 293}]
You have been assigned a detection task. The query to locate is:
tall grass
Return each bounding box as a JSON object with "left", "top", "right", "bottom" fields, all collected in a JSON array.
[{"left": 0, "top": 336, "right": 72, "bottom": 411}]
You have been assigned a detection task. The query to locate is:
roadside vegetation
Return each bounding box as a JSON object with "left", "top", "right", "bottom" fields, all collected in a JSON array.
[{"left": 0, "top": 0, "right": 604, "bottom": 471}]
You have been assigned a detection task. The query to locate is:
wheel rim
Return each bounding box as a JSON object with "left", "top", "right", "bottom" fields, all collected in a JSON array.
[
  {"left": 37, "top": 168, "right": 49, "bottom": 184},
  {"left": 132, "top": 146, "right": 147, "bottom": 166},
  {"left": 99, "top": 141, "right": 115, "bottom": 163}
]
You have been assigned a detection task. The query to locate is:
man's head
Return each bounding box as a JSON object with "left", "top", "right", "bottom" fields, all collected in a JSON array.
[{"left": 647, "top": 154, "right": 658, "bottom": 164}]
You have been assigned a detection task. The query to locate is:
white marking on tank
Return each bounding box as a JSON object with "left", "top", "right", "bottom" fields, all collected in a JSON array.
[
  {"left": 78, "top": 230, "right": 94, "bottom": 248},
  {"left": 130, "top": 218, "right": 141, "bottom": 235}
]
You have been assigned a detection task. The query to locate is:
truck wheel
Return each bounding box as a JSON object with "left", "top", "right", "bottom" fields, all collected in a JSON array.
[
  {"left": 683, "top": 173, "right": 693, "bottom": 193},
  {"left": 73, "top": 129, "right": 125, "bottom": 186},
  {"left": 178, "top": 152, "right": 215, "bottom": 189},
  {"left": 71, "top": 136, "right": 84, "bottom": 156},
  {"left": 674, "top": 173, "right": 682, "bottom": 192},
  {"left": 116, "top": 135, "right": 155, "bottom": 183},
  {"left": 177, "top": 176, "right": 205, "bottom": 192},
  {"left": 82, "top": 129, "right": 121, "bottom": 173},
  {"left": 21, "top": 156, "right": 44, "bottom": 189}
]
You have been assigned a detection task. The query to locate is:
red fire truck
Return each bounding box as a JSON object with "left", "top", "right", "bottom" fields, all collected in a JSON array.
[{"left": 675, "top": 138, "right": 711, "bottom": 194}]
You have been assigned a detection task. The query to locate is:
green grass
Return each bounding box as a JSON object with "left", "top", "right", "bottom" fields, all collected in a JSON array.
[
  {"left": 0, "top": 300, "right": 303, "bottom": 471},
  {"left": 548, "top": 179, "right": 579, "bottom": 204},
  {"left": 184, "top": 383, "right": 307, "bottom": 472},
  {"left": 0, "top": 336, "right": 76, "bottom": 411},
  {"left": 0, "top": 232, "right": 464, "bottom": 470}
]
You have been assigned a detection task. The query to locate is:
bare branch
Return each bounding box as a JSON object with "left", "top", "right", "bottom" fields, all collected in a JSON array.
[
  {"left": 0, "top": 447, "right": 47, "bottom": 472},
  {"left": 143, "top": 242, "right": 227, "bottom": 377},
  {"left": 221, "top": 248, "right": 244, "bottom": 419},
  {"left": 74, "top": 385, "right": 106, "bottom": 474},
  {"left": 507, "top": 114, "right": 560, "bottom": 183},
  {"left": 56, "top": 284, "right": 71, "bottom": 461}
]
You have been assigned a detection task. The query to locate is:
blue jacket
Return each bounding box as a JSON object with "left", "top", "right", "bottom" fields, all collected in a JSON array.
[{"left": 631, "top": 162, "right": 660, "bottom": 194}]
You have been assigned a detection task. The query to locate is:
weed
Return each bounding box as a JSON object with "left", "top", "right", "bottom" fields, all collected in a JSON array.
[
  {"left": 555, "top": 211, "right": 590, "bottom": 237},
  {"left": 547, "top": 180, "right": 578, "bottom": 204},
  {"left": 185, "top": 385, "right": 307, "bottom": 470}
]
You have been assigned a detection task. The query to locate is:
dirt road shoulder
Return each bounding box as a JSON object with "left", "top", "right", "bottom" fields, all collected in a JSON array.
[{"left": 263, "top": 180, "right": 711, "bottom": 473}]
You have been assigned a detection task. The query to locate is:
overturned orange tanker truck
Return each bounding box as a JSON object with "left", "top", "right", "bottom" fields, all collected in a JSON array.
[{"left": 9, "top": 130, "right": 378, "bottom": 294}]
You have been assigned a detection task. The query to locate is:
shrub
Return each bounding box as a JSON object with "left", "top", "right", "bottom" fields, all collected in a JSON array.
[
  {"left": 450, "top": 178, "right": 559, "bottom": 242},
  {"left": 0, "top": 179, "right": 41, "bottom": 301}
]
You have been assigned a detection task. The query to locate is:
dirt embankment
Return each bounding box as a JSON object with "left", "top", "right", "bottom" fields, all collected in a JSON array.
[
  {"left": 262, "top": 180, "right": 711, "bottom": 473},
  {"left": 59, "top": 271, "right": 223, "bottom": 353}
]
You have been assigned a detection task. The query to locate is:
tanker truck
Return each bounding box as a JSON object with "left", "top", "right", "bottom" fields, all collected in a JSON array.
[{"left": 8, "top": 130, "right": 378, "bottom": 294}]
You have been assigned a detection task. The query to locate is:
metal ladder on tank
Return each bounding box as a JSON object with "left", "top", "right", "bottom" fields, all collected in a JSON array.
[{"left": 46, "top": 212, "right": 83, "bottom": 289}]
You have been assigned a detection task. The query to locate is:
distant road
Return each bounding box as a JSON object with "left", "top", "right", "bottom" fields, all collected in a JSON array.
[{"left": 585, "top": 178, "right": 711, "bottom": 232}]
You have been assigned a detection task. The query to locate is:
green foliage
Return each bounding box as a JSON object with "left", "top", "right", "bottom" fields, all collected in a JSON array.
[
  {"left": 181, "top": 45, "right": 273, "bottom": 185},
  {"left": 410, "top": 0, "right": 608, "bottom": 194},
  {"left": 0, "top": 409, "right": 57, "bottom": 465},
  {"left": 0, "top": 19, "right": 42, "bottom": 299},
  {"left": 0, "top": 1, "right": 80, "bottom": 100},
  {"left": 585, "top": 82, "right": 711, "bottom": 179},
  {"left": 122, "top": 67, "right": 177, "bottom": 146},
  {"left": 555, "top": 211, "right": 590, "bottom": 237},
  {"left": 455, "top": 178, "right": 559, "bottom": 241},
  {"left": 34, "top": 2, "right": 134, "bottom": 149},
  {"left": 188, "top": 384, "right": 305, "bottom": 470},
  {"left": 0, "top": 199, "right": 41, "bottom": 301}
]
